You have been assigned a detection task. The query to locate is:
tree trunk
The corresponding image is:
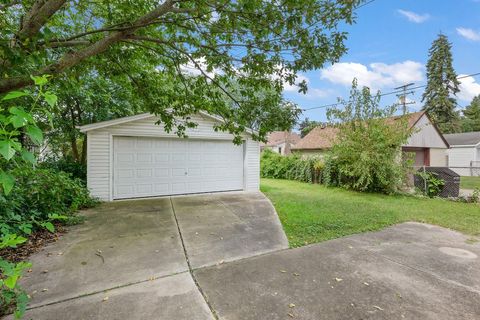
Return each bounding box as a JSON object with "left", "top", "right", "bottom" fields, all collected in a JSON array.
[
  {"left": 70, "top": 136, "right": 79, "bottom": 162},
  {"left": 69, "top": 106, "right": 79, "bottom": 162},
  {"left": 80, "top": 136, "right": 87, "bottom": 165}
]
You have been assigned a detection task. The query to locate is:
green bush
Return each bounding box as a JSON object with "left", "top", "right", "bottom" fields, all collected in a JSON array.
[
  {"left": 0, "top": 167, "right": 98, "bottom": 237},
  {"left": 39, "top": 156, "right": 87, "bottom": 183},
  {"left": 0, "top": 235, "right": 31, "bottom": 318},
  {"left": 326, "top": 79, "right": 412, "bottom": 194},
  {"left": 416, "top": 171, "right": 445, "bottom": 198},
  {"left": 260, "top": 149, "right": 322, "bottom": 183}
]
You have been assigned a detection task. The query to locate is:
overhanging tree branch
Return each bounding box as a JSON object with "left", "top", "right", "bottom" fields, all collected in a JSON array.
[
  {"left": 0, "top": 0, "right": 179, "bottom": 93},
  {"left": 18, "top": 0, "right": 68, "bottom": 41}
]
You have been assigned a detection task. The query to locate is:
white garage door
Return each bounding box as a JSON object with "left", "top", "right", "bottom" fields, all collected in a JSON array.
[{"left": 113, "top": 136, "right": 244, "bottom": 199}]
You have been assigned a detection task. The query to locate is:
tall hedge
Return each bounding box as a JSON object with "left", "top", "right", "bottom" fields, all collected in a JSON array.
[{"left": 260, "top": 149, "right": 323, "bottom": 183}]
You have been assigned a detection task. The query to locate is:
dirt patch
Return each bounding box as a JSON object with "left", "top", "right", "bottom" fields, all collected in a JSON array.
[{"left": 0, "top": 223, "right": 66, "bottom": 263}]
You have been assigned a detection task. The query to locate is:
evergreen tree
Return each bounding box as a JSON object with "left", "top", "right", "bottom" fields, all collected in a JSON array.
[
  {"left": 462, "top": 95, "right": 480, "bottom": 132},
  {"left": 422, "top": 34, "right": 461, "bottom": 133}
]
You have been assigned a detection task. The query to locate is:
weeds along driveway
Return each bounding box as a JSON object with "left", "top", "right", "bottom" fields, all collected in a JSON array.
[{"left": 14, "top": 192, "right": 288, "bottom": 319}]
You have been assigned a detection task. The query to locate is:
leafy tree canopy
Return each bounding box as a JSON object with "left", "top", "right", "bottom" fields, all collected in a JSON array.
[
  {"left": 461, "top": 95, "right": 480, "bottom": 132},
  {"left": 421, "top": 34, "right": 461, "bottom": 133},
  {"left": 0, "top": 0, "right": 362, "bottom": 142}
]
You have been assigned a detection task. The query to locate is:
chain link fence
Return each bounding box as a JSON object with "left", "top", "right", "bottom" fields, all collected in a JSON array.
[{"left": 411, "top": 165, "right": 480, "bottom": 198}]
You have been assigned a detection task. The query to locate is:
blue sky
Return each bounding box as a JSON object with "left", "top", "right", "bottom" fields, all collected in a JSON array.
[{"left": 284, "top": 0, "right": 480, "bottom": 123}]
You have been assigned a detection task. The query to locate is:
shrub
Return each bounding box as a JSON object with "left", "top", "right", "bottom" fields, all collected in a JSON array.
[
  {"left": 0, "top": 235, "right": 31, "bottom": 319},
  {"left": 260, "top": 149, "right": 322, "bottom": 183},
  {"left": 39, "top": 156, "right": 87, "bottom": 183},
  {"left": 326, "top": 79, "right": 412, "bottom": 194},
  {"left": 415, "top": 171, "right": 445, "bottom": 198},
  {"left": 0, "top": 167, "right": 98, "bottom": 237}
]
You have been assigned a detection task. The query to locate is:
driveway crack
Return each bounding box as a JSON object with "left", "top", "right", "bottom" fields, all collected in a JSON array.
[{"left": 169, "top": 197, "right": 219, "bottom": 320}]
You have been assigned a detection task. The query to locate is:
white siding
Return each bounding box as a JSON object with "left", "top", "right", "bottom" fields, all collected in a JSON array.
[
  {"left": 85, "top": 113, "right": 259, "bottom": 201},
  {"left": 430, "top": 148, "right": 447, "bottom": 167},
  {"left": 245, "top": 139, "right": 260, "bottom": 191},
  {"left": 86, "top": 131, "right": 110, "bottom": 200},
  {"left": 448, "top": 146, "right": 476, "bottom": 176},
  {"left": 407, "top": 114, "right": 448, "bottom": 148}
]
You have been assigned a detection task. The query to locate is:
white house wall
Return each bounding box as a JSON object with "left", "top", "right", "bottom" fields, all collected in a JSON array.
[
  {"left": 407, "top": 114, "right": 447, "bottom": 148},
  {"left": 86, "top": 114, "right": 259, "bottom": 201},
  {"left": 448, "top": 146, "right": 476, "bottom": 176},
  {"left": 245, "top": 139, "right": 260, "bottom": 190}
]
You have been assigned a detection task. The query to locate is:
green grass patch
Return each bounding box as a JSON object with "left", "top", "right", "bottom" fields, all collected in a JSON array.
[
  {"left": 461, "top": 176, "right": 480, "bottom": 190},
  {"left": 261, "top": 178, "right": 480, "bottom": 248}
]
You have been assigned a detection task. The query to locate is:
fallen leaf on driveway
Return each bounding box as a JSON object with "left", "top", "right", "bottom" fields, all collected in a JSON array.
[
  {"left": 335, "top": 278, "right": 343, "bottom": 282},
  {"left": 363, "top": 282, "right": 369, "bottom": 286},
  {"left": 373, "top": 305, "right": 384, "bottom": 311},
  {"left": 289, "top": 303, "right": 295, "bottom": 308},
  {"left": 280, "top": 270, "right": 287, "bottom": 273},
  {"left": 102, "top": 297, "right": 109, "bottom": 302},
  {"left": 41, "top": 288, "right": 48, "bottom": 292},
  {"left": 293, "top": 272, "right": 300, "bottom": 276},
  {"left": 287, "top": 313, "right": 295, "bottom": 318}
]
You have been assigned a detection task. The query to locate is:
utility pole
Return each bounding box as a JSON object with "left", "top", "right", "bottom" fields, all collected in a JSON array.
[{"left": 394, "top": 82, "right": 415, "bottom": 114}]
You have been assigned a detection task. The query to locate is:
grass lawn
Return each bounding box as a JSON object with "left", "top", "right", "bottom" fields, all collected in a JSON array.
[
  {"left": 261, "top": 178, "right": 480, "bottom": 247},
  {"left": 461, "top": 176, "right": 480, "bottom": 190}
]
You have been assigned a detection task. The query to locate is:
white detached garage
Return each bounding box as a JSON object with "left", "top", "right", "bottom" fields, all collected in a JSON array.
[{"left": 79, "top": 113, "right": 260, "bottom": 201}]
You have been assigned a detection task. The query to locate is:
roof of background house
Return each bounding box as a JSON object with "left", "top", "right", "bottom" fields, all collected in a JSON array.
[
  {"left": 292, "top": 111, "right": 427, "bottom": 150},
  {"left": 291, "top": 126, "right": 340, "bottom": 150},
  {"left": 261, "top": 131, "right": 301, "bottom": 147},
  {"left": 444, "top": 131, "right": 480, "bottom": 146}
]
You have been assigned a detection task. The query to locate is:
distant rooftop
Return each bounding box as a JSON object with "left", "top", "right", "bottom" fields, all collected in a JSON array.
[{"left": 444, "top": 131, "right": 480, "bottom": 146}]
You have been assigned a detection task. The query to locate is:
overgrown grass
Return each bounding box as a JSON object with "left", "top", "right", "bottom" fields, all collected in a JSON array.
[
  {"left": 461, "top": 176, "right": 480, "bottom": 190},
  {"left": 261, "top": 178, "right": 480, "bottom": 248}
]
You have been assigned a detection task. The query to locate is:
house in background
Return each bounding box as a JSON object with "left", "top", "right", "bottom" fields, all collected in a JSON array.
[
  {"left": 260, "top": 131, "right": 301, "bottom": 155},
  {"left": 444, "top": 131, "right": 480, "bottom": 176},
  {"left": 290, "top": 126, "right": 338, "bottom": 156},
  {"left": 292, "top": 111, "right": 449, "bottom": 167}
]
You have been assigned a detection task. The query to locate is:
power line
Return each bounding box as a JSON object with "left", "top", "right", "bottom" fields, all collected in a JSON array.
[{"left": 301, "top": 72, "right": 480, "bottom": 112}]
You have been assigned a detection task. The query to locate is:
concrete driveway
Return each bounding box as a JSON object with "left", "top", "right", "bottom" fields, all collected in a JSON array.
[
  {"left": 11, "top": 196, "right": 480, "bottom": 319},
  {"left": 14, "top": 192, "right": 288, "bottom": 319}
]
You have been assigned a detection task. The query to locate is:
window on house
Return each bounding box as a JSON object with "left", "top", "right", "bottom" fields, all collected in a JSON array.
[{"left": 278, "top": 147, "right": 282, "bottom": 154}]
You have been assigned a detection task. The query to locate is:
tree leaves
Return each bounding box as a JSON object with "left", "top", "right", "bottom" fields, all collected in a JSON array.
[
  {"left": 1, "top": 0, "right": 360, "bottom": 141},
  {"left": 0, "top": 139, "right": 19, "bottom": 160},
  {"left": 43, "top": 91, "right": 57, "bottom": 107},
  {"left": 26, "top": 125, "right": 43, "bottom": 145},
  {"left": 9, "top": 106, "right": 34, "bottom": 128},
  {"left": 0, "top": 170, "right": 15, "bottom": 195},
  {"left": 2, "top": 91, "right": 28, "bottom": 101}
]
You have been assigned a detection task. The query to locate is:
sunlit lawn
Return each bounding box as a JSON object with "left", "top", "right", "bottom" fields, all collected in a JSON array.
[
  {"left": 461, "top": 176, "right": 480, "bottom": 190},
  {"left": 261, "top": 178, "right": 480, "bottom": 248}
]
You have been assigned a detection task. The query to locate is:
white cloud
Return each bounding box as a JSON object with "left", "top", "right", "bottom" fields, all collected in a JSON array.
[
  {"left": 456, "top": 27, "right": 480, "bottom": 41},
  {"left": 304, "top": 88, "right": 331, "bottom": 99},
  {"left": 320, "top": 61, "right": 424, "bottom": 90},
  {"left": 283, "top": 73, "right": 332, "bottom": 98},
  {"left": 397, "top": 9, "right": 430, "bottom": 23},
  {"left": 458, "top": 75, "right": 480, "bottom": 102}
]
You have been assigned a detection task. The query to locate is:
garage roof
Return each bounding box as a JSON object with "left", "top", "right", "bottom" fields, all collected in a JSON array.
[{"left": 444, "top": 131, "right": 480, "bottom": 146}]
